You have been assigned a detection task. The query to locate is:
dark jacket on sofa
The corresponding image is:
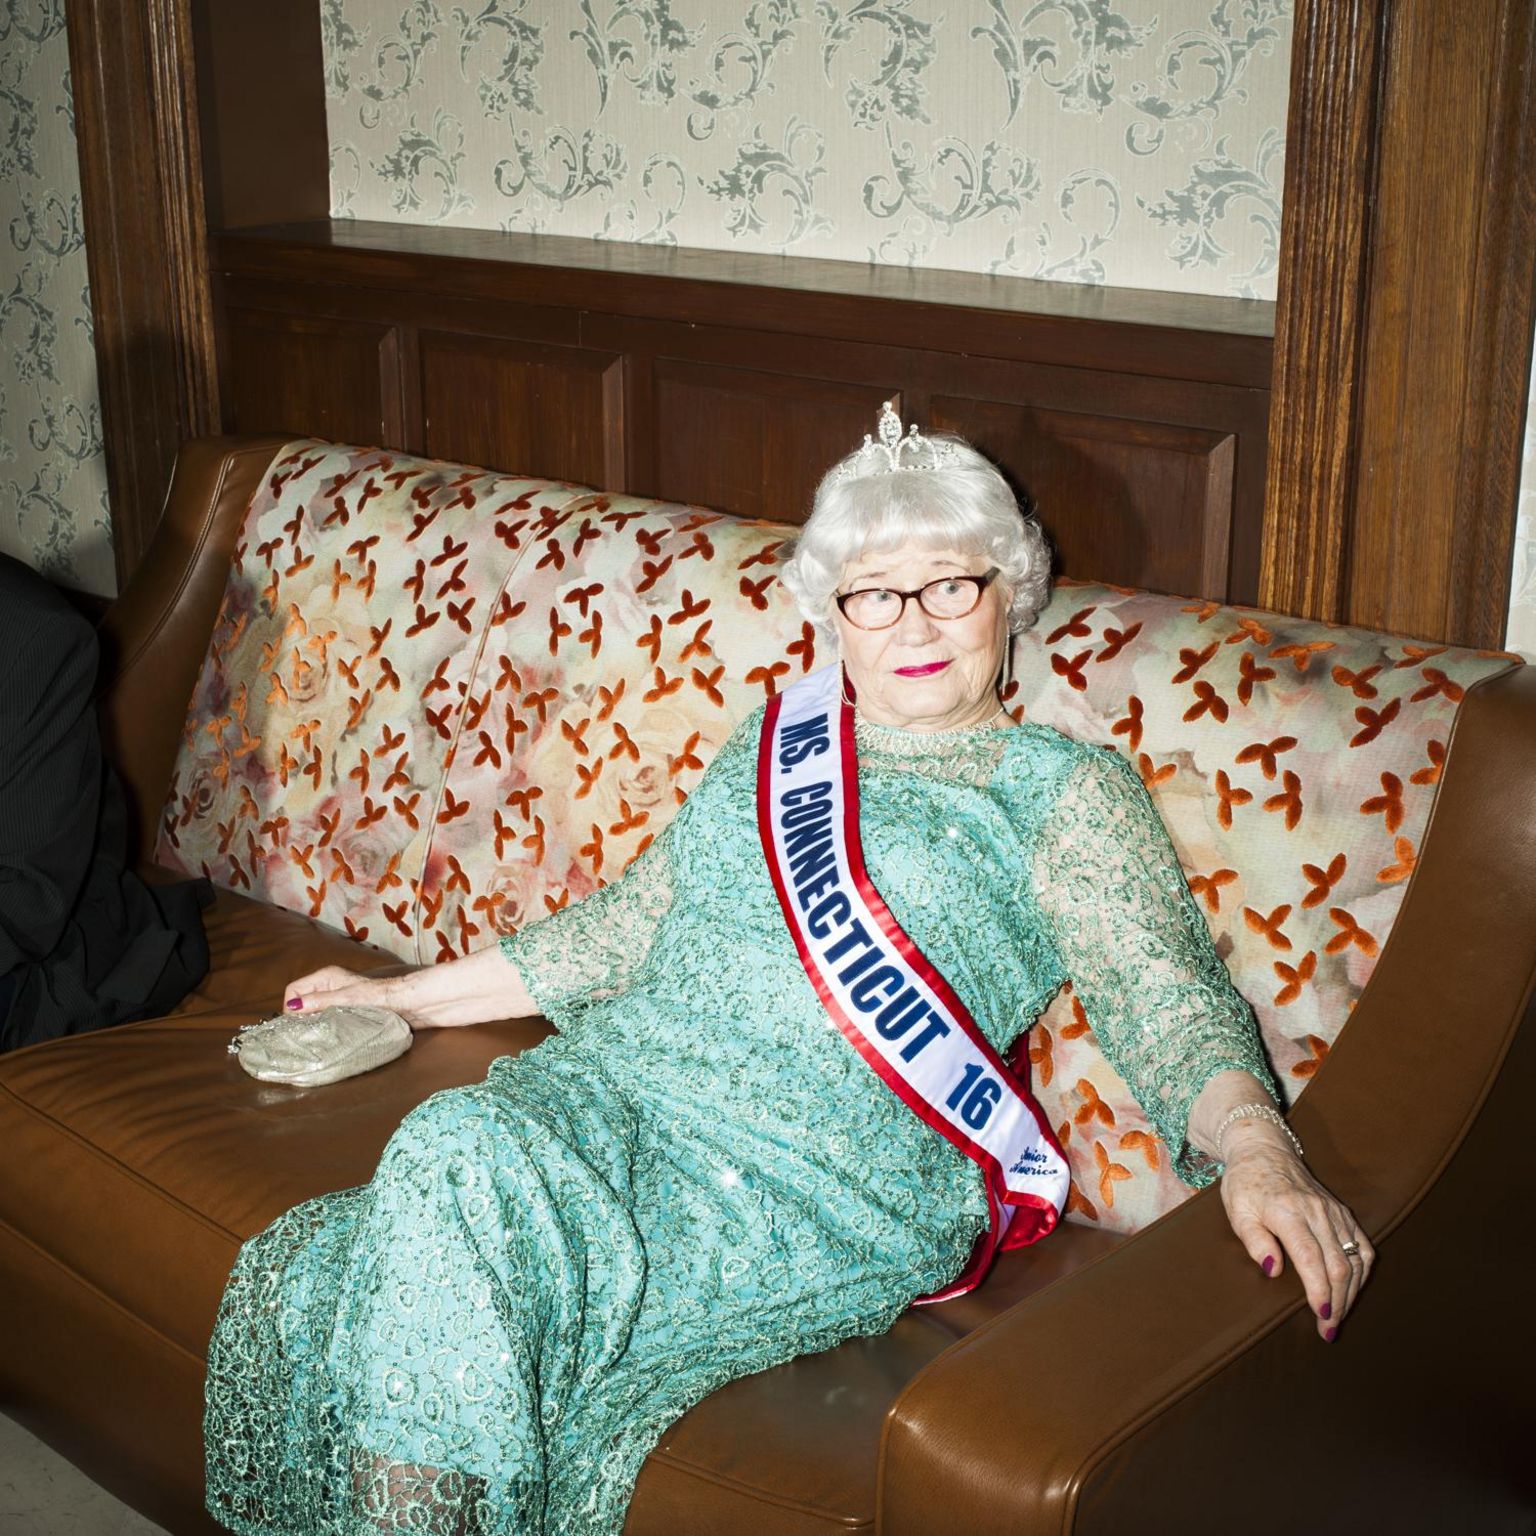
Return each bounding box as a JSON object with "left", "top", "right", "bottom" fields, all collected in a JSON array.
[{"left": 0, "top": 555, "right": 210, "bottom": 1051}]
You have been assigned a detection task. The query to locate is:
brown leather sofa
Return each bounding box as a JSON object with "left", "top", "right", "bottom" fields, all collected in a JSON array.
[{"left": 2, "top": 436, "right": 1534, "bottom": 1536}]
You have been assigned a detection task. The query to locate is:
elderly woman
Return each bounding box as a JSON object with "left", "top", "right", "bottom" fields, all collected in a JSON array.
[{"left": 204, "top": 408, "right": 1372, "bottom": 1536}]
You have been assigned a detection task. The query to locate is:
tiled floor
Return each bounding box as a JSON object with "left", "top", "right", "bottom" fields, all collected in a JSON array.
[{"left": 0, "top": 1412, "right": 169, "bottom": 1535}]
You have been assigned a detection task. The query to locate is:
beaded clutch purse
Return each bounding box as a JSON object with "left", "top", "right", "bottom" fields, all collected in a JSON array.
[{"left": 229, "top": 1005, "right": 413, "bottom": 1086}]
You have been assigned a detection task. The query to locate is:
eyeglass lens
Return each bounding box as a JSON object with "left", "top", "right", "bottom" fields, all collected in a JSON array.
[{"left": 841, "top": 577, "right": 985, "bottom": 630}]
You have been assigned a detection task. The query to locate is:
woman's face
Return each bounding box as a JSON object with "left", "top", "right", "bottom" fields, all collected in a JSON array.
[{"left": 832, "top": 541, "right": 1008, "bottom": 731}]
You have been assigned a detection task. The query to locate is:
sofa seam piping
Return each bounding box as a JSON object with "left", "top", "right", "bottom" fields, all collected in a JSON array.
[
  {"left": 1064, "top": 939, "right": 1536, "bottom": 1529},
  {"left": 645, "top": 1448, "right": 872, "bottom": 1530},
  {"left": 0, "top": 1079, "right": 244, "bottom": 1248},
  {"left": 0, "top": 1211, "right": 210, "bottom": 1369}
]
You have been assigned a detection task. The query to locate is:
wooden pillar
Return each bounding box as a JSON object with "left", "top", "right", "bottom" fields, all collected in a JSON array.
[
  {"left": 65, "top": 0, "right": 220, "bottom": 591},
  {"left": 1262, "top": 0, "right": 1536, "bottom": 648}
]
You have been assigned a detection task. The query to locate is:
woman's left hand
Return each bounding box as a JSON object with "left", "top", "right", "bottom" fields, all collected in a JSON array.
[
  {"left": 1219, "top": 1137, "right": 1376, "bottom": 1339},
  {"left": 281, "top": 943, "right": 538, "bottom": 1031}
]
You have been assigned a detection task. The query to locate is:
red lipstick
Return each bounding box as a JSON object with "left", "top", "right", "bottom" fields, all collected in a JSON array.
[{"left": 894, "top": 660, "right": 952, "bottom": 677}]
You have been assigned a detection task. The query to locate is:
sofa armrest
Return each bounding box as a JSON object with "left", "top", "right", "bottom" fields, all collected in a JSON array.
[
  {"left": 878, "top": 663, "right": 1536, "bottom": 1536},
  {"left": 97, "top": 435, "right": 290, "bottom": 864}
]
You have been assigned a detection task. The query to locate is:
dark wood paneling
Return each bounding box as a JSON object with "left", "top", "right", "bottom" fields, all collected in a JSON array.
[
  {"left": 1258, "top": 0, "right": 1384, "bottom": 628},
  {"left": 651, "top": 363, "right": 887, "bottom": 524},
  {"left": 189, "top": 0, "right": 329, "bottom": 229},
  {"left": 595, "top": 314, "right": 1268, "bottom": 596},
  {"left": 62, "top": 0, "right": 1529, "bottom": 645},
  {"left": 65, "top": 0, "right": 219, "bottom": 590},
  {"left": 1347, "top": 0, "right": 1536, "bottom": 644},
  {"left": 1264, "top": 0, "right": 1536, "bottom": 647},
  {"left": 934, "top": 398, "right": 1235, "bottom": 599},
  {"left": 212, "top": 223, "right": 1275, "bottom": 603},
  {"left": 221, "top": 273, "right": 587, "bottom": 350},
  {"left": 224, "top": 309, "right": 402, "bottom": 447},
  {"left": 218, "top": 221, "right": 1274, "bottom": 388},
  {"left": 1447, "top": 0, "right": 1536, "bottom": 649},
  {"left": 419, "top": 333, "right": 623, "bottom": 488}
]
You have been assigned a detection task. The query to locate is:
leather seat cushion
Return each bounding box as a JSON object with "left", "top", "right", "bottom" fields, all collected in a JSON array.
[
  {"left": 0, "top": 883, "right": 550, "bottom": 1360},
  {"left": 0, "top": 882, "right": 1124, "bottom": 1532}
]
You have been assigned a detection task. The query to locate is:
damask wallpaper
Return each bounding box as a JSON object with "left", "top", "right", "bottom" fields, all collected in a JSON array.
[
  {"left": 322, "top": 0, "right": 1293, "bottom": 300},
  {"left": 0, "top": 0, "right": 113, "bottom": 595}
]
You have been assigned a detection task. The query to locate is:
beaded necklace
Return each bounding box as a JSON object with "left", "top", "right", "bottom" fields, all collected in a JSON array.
[
  {"left": 852, "top": 705, "right": 1017, "bottom": 785},
  {"left": 853, "top": 703, "right": 1012, "bottom": 755}
]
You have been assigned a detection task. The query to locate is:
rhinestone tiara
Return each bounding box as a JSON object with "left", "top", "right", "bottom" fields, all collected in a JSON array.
[{"left": 829, "top": 399, "right": 963, "bottom": 484}]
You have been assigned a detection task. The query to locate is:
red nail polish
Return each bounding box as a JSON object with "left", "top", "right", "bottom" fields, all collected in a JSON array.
[
  {"left": 1325, "top": 1327, "right": 1338, "bottom": 1342},
  {"left": 1319, "top": 1302, "right": 1331, "bottom": 1320},
  {"left": 1262, "top": 1256, "right": 1275, "bottom": 1276},
  {"left": 286, "top": 997, "right": 301, "bottom": 1011}
]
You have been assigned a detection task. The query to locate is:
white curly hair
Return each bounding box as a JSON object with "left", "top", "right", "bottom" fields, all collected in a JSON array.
[{"left": 778, "top": 432, "right": 1052, "bottom": 649}]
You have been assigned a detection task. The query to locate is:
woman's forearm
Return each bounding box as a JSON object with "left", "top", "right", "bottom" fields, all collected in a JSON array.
[
  {"left": 1186, "top": 1067, "right": 1299, "bottom": 1166},
  {"left": 382, "top": 942, "right": 539, "bottom": 1029}
]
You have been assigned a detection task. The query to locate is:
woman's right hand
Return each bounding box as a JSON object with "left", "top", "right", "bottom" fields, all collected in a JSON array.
[{"left": 283, "top": 944, "right": 537, "bottom": 1031}]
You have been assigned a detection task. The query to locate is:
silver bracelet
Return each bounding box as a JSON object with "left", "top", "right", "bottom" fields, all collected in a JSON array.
[{"left": 1215, "top": 1101, "right": 1304, "bottom": 1162}]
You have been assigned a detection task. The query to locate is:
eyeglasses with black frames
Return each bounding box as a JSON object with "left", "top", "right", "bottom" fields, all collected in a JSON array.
[{"left": 834, "top": 568, "right": 1000, "bottom": 631}]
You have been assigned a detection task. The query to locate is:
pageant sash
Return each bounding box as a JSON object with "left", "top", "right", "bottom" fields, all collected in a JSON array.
[{"left": 758, "top": 664, "right": 1070, "bottom": 1302}]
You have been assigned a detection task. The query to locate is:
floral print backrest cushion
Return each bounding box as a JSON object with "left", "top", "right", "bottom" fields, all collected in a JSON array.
[
  {"left": 1011, "top": 580, "right": 1519, "bottom": 1232},
  {"left": 161, "top": 442, "right": 815, "bottom": 961},
  {"left": 157, "top": 442, "right": 592, "bottom": 942},
  {"left": 409, "top": 492, "right": 817, "bottom": 962}
]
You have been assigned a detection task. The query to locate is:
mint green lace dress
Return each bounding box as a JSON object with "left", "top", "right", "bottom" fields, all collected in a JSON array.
[{"left": 204, "top": 712, "right": 1278, "bottom": 1536}]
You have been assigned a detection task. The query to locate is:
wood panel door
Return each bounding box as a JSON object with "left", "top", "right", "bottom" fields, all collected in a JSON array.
[
  {"left": 223, "top": 309, "right": 403, "bottom": 447},
  {"left": 933, "top": 398, "right": 1236, "bottom": 598},
  {"left": 649, "top": 362, "right": 888, "bottom": 527},
  {"left": 418, "top": 332, "right": 624, "bottom": 489}
]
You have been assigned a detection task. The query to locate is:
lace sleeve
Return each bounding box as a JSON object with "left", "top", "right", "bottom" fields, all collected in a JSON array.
[
  {"left": 1028, "top": 745, "right": 1281, "bottom": 1187},
  {"left": 497, "top": 811, "right": 679, "bottom": 1024}
]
